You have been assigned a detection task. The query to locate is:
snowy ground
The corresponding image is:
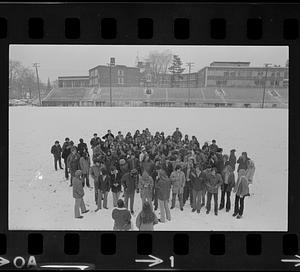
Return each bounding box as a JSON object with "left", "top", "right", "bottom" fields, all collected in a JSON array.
[{"left": 9, "top": 106, "right": 288, "bottom": 231}]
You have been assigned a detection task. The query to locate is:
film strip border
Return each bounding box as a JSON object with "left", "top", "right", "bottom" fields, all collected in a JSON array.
[
  {"left": 0, "top": 3, "right": 299, "bottom": 42},
  {"left": 0, "top": 232, "right": 299, "bottom": 269}
]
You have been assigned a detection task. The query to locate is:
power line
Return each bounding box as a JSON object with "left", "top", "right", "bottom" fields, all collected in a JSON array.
[{"left": 33, "top": 63, "right": 42, "bottom": 106}]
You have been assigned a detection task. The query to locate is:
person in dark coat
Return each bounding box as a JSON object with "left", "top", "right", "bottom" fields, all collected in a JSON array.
[
  {"left": 237, "top": 152, "right": 250, "bottom": 173},
  {"left": 90, "top": 160, "right": 102, "bottom": 205},
  {"left": 155, "top": 169, "right": 171, "bottom": 222},
  {"left": 102, "top": 129, "right": 115, "bottom": 141},
  {"left": 73, "top": 170, "right": 89, "bottom": 218},
  {"left": 90, "top": 133, "right": 100, "bottom": 149},
  {"left": 51, "top": 140, "right": 63, "bottom": 171},
  {"left": 77, "top": 138, "right": 88, "bottom": 157},
  {"left": 172, "top": 127, "right": 182, "bottom": 143},
  {"left": 209, "top": 139, "right": 219, "bottom": 153},
  {"left": 229, "top": 149, "right": 237, "bottom": 171},
  {"left": 205, "top": 167, "right": 223, "bottom": 215},
  {"left": 95, "top": 169, "right": 110, "bottom": 211},
  {"left": 121, "top": 169, "right": 138, "bottom": 214},
  {"left": 112, "top": 199, "right": 132, "bottom": 231},
  {"left": 62, "top": 138, "right": 72, "bottom": 180},
  {"left": 189, "top": 165, "right": 207, "bottom": 213},
  {"left": 110, "top": 166, "right": 122, "bottom": 207},
  {"left": 79, "top": 150, "right": 90, "bottom": 187},
  {"left": 67, "top": 146, "right": 81, "bottom": 186},
  {"left": 219, "top": 162, "right": 235, "bottom": 212}
]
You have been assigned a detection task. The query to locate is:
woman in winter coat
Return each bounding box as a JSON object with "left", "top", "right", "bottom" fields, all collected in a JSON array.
[
  {"left": 189, "top": 165, "right": 207, "bottom": 213},
  {"left": 237, "top": 152, "right": 249, "bottom": 173},
  {"left": 73, "top": 170, "right": 89, "bottom": 218},
  {"left": 170, "top": 165, "right": 186, "bottom": 211},
  {"left": 95, "top": 169, "right": 110, "bottom": 211},
  {"left": 219, "top": 163, "right": 235, "bottom": 212},
  {"left": 229, "top": 149, "right": 237, "bottom": 171},
  {"left": 233, "top": 169, "right": 249, "bottom": 219},
  {"left": 112, "top": 199, "right": 132, "bottom": 231},
  {"left": 110, "top": 166, "right": 122, "bottom": 207},
  {"left": 136, "top": 201, "right": 158, "bottom": 231},
  {"left": 67, "top": 147, "right": 81, "bottom": 186},
  {"left": 155, "top": 169, "right": 171, "bottom": 222},
  {"left": 79, "top": 151, "right": 91, "bottom": 187},
  {"left": 138, "top": 170, "right": 154, "bottom": 209}
]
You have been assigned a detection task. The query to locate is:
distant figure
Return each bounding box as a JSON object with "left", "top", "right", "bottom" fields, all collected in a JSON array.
[
  {"left": 155, "top": 169, "right": 171, "bottom": 223},
  {"left": 95, "top": 169, "right": 110, "bottom": 211},
  {"left": 237, "top": 152, "right": 250, "bottom": 173},
  {"left": 77, "top": 138, "right": 88, "bottom": 157},
  {"left": 62, "top": 138, "right": 72, "bottom": 180},
  {"left": 135, "top": 202, "right": 158, "bottom": 231},
  {"left": 110, "top": 165, "right": 122, "bottom": 207},
  {"left": 172, "top": 127, "right": 182, "bottom": 143},
  {"left": 51, "top": 140, "right": 63, "bottom": 171},
  {"left": 229, "top": 149, "right": 237, "bottom": 171},
  {"left": 219, "top": 162, "right": 235, "bottom": 212},
  {"left": 90, "top": 160, "right": 102, "bottom": 205},
  {"left": 233, "top": 169, "right": 250, "bottom": 219},
  {"left": 170, "top": 165, "right": 186, "bottom": 211},
  {"left": 205, "top": 167, "right": 223, "bottom": 216},
  {"left": 121, "top": 169, "right": 138, "bottom": 214},
  {"left": 90, "top": 133, "right": 100, "bottom": 149},
  {"left": 72, "top": 170, "right": 89, "bottom": 219},
  {"left": 67, "top": 146, "right": 80, "bottom": 186},
  {"left": 79, "top": 150, "right": 90, "bottom": 187},
  {"left": 112, "top": 199, "right": 132, "bottom": 231},
  {"left": 138, "top": 170, "right": 154, "bottom": 209},
  {"left": 209, "top": 139, "right": 219, "bottom": 153},
  {"left": 102, "top": 129, "right": 115, "bottom": 142}
]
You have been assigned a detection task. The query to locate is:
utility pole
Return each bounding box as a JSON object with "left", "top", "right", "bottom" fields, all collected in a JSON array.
[
  {"left": 262, "top": 63, "right": 272, "bottom": 109},
  {"left": 186, "top": 62, "right": 194, "bottom": 106},
  {"left": 33, "top": 63, "right": 41, "bottom": 106}
]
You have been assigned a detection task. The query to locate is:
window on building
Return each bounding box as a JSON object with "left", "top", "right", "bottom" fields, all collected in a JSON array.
[
  {"left": 284, "top": 71, "right": 288, "bottom": 78},
  {"left": 95, "top": 69, "right": 98, "bottom": 76},
  {"left": 275, "top": 80, "right": 280, "bottom": 86},
  {"left": 247, "top": 71, "right": 252, "bottom": 77},
  {"left": 118, "top": 77, "right": 124, "bottom": 84},
  {"left": 146, "top": 73, "right": 152, "bottom": 82},
  {"left": 276, "top": 72, "right": 280, "bottom": 77},
  {"left": 224, "top": 71, "right": 229, "bottom": 77},
  {"left": 118, "top": 70, "right": 124, "bottom": 76},
  {"left": 230, "top": 72, "right": 236, "bottom": 77},
  {"left": 271, "top": 72, "right": 275, "bottom": 77}
]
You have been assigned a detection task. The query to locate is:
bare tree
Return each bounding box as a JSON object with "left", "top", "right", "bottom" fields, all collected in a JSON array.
[{"left": 144, "top": 50, "right": 172, "bottom": 86}]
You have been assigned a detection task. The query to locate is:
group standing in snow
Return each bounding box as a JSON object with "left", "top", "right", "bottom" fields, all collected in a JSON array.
[{"left": 50, "top": 127, "right": 256, "bottom": 229}]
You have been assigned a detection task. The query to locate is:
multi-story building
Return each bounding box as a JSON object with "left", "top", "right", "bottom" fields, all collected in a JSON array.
[
  {"left": 58, "top": 76, "right": 90, "bottom": 88},
  {"left": 198, "top": 61, "right": 288, "bottom": 88},
  {"left": 89, "top": 64, "right": 141, "bottom": 87}
]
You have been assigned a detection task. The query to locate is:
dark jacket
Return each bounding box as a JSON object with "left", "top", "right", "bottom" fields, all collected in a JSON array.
[
  {"left": 136, "top": 212, "right": 158, "bottom": 231},
  {"left": 121, "top": 172, "right": 137, "bottom": 194},
  {"left": 98, "top": 175, "right": 110, "bottom": 192},
  {"left": 67, "top": 153, "right": 80, "bottom": 176},
  {"left": 155, "top": 171, "right": 171, "bottom": 201},
  {"left": 110, "top": 171, "right": 122, "bottom": 193},
  {"left": 205, "top": 172, "right": 223, "bottom": 194},
  {"left": 51, "top": 144, "right": 62, "bottom": 158},
  {"left": 112, "top": 208, "right": 132, "bottom": 231},
  {"left": 237, "top": 157, "right": 249, "bottom": 172},
  {"left": 229, "top": 153, "right": 237, "bottom": 171},
  {"left": 77, "top": 142, "right": 88, "bottom": 156},
  {"left": 90, "top": 137, "right": 100, "bottom": 149},
  {"left": 62, "top": 143, "right": 71, "bottom": 160},
  {"left": 189, "top": 169, "right": 207, "bottom": 191}
]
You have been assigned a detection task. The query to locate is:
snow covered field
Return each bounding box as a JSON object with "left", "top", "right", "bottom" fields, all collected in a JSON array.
[{"left": 9, "top": 106, "right": 288, "bottom": 231}]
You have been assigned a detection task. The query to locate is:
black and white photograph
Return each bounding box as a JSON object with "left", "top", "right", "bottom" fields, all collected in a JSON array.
[{"left": 9, "top": 45, "right": 288, "bottom": 231}]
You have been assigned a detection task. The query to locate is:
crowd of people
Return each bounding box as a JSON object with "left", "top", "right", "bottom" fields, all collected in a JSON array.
[{"left": 50, "top": 127, "right": 256, "bottom": 230}]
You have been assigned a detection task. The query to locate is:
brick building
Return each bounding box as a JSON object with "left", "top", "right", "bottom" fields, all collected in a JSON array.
[{"left": 89, "top": 65, "right": 141, "bottom": 87}]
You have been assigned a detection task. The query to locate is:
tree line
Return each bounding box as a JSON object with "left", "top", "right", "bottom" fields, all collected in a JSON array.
[{"left": 9, "top": 59, "right": 52, "bottom": 100}]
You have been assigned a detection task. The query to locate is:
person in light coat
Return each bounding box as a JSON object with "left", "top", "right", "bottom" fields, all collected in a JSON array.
[
  {"left": 233, "top": 169, "right": 250, "bottom": 219},
  {"left": 219, "top": 163, "right": 235, "bottom": 212},
  {"left": 170, "top": 165, "right": 186, "bottom": 211},
  {"left": 245, "top": 159, "right": 255, "bottom": 184},
  {"left": 72, "top": 170, "right": 89, "bottom": 218}
]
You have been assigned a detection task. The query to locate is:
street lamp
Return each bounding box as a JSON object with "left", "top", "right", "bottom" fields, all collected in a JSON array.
[{"left": 261, "top": 63, "right": 272, "bottom": 109}]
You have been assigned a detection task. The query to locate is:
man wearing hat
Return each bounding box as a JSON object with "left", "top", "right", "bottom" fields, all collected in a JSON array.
[{"left": 51, "top": 140, "right": 63, "bottom": 171}]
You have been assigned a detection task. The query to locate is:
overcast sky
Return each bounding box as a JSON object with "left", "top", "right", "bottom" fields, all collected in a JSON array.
[{"left": 10, "top": 45, "right": 288, "bottom": 83}]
